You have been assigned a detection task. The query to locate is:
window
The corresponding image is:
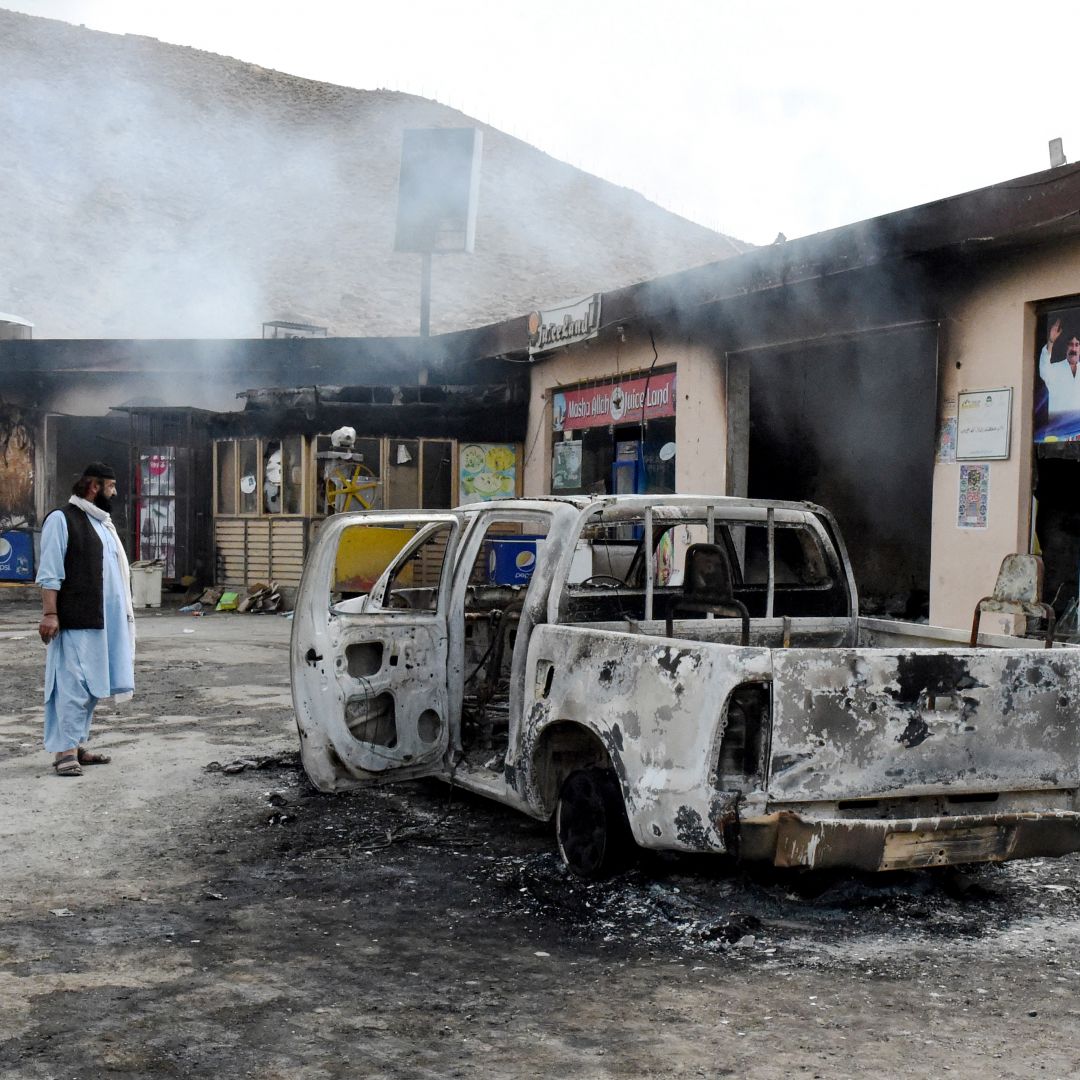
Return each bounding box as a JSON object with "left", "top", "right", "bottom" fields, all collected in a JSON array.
[
  {"left": 734, "top": 524, "right": 831, "bottom": 586},
  {"left": 280, "top": 437, "right": 303, "bottom": 515},
  {"left": 387, "top": 440, "right": 420, "bottom": 510},
  {"left": 262, "top": 437, "right": 304, "bottom": 515},
  {"left": 318, "top": 435, "right": 383, "bottom": 513},
  {"left": 216, "top": 442, "right": 236, "bottom": 515},
  {"left": 136, "top": 447, "right": 177, "bottom": 578},
  {"left": 238, "top": 439, "right": 258, "bottom": 514},
  {"left": 317, "top": 436, "right": 461, "bottom": 516},
  {"left": 422, "top": 441, "right": 453, "bottom": 507},
  {"left": 380, "top": 523, "right": 455, "bottom": 613},
  {"left": 215, "top": 437, "right": 308, "bottom": 517},
  {"left": 563, "top": 508, "right": 846, "bottom": 623}
]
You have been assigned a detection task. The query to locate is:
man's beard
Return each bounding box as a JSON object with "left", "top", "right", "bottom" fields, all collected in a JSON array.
[{"left": 93, "top": 491, "right": 113, "bottom": 513}]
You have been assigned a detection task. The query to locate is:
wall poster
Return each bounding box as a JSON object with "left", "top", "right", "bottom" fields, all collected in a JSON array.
[
  {"left": 138, "top": 447, "right": 176, "bottom": 576},
  {"left": 552, "top": 440, "right": 582, "bottom": 490},
  {"left": 935, "top": 395, "right": 957, "bottom": 464},
  {"left": 957, "top": 463, "right": 990, "bottom": 529},
  {"left": 1035, "top": 305, "right": 1080, "bottom": 443},
  {"left": 459, "top": 443, "right": 517, "bottom": 503}
]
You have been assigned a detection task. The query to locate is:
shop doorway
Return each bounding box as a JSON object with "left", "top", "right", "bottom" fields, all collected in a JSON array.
[
  {"left": 45, "top": 414, "right": 132, "bottom": 544},
  {"left": 1033, "top": 300, "right": 1080, "bottom": 618},
  {"left": 742, "top": 326, "right": 937, "bottom": 617}
]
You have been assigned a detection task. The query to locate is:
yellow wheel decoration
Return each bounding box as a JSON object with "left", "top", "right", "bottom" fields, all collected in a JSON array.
[{"left": 325, "top": 462, "right": 380, "bottom": 512}]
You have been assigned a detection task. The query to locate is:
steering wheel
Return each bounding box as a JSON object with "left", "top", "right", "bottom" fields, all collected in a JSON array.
[{"left": 579, "top": 575, "right": 624, "bottom": 588}]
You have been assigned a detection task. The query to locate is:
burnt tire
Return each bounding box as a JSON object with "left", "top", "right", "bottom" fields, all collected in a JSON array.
[{"left": 555, "top": 767, "right": 634, "bottom": 879}]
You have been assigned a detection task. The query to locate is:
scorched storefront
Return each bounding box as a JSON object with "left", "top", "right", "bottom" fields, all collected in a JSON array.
[
  {"left": 118, "top": 370, "right": 528, "bottom": 600},
  {"left": 549, "top": 369, "right": 677, "bottom": 495}
]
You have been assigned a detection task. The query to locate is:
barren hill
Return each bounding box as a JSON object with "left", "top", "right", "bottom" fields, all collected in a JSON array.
[{"left": 0, "top": 9, "right": 749, "bottom": 340}]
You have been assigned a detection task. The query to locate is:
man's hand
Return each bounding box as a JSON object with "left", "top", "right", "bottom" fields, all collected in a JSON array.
[
  {"left": 1049, "top": 318, "right": 1063, "bottom": 348},
  {"left": 39, "top": 613, "right": 59, "bottom": 644}
]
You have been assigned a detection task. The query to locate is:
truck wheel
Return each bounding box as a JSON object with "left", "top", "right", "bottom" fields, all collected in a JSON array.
[{"left": 555, "top": 767, "right": 633, "bottom": 879}]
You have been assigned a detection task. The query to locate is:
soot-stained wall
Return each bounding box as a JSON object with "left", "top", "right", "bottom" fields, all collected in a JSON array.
[{"left": 746, "top": 326, "right": 938, "bottom": 616}]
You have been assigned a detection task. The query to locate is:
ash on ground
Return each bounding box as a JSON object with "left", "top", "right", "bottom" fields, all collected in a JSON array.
[{"left": 224, "top": 761, "right": 1080, "bottom": 972}]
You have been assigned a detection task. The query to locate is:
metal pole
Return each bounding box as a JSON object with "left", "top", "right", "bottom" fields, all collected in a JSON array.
[
  {"left": 420, "top": 253, "right": 432, "bottom": 337},
  {"left": 766, "top": 507, "right": 775, "bottom": 620},
  {"left": 644, "top": 507, "right": 654, "bottom": 622}
]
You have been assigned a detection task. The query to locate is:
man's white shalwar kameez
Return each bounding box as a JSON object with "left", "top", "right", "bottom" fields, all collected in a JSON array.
[{"left": 36, "top": 502, "right": 136, "bottom": 752}]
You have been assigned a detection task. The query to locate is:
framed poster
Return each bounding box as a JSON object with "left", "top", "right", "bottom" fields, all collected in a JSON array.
[
  {"left": 459, "top": 443, "right": 517, "bottom": 503},
  {"left": 956, "top": 388, "right": 1012, "bottom": 461}
]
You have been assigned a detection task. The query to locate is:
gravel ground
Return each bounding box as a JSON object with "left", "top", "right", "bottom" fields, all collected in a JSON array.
[{"left": 2, "top": 599, "right": 1080, "bottom": 1079}]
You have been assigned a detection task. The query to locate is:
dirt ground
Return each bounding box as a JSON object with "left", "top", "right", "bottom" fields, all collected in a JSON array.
[{"left": 2, "top": 598, "right": 1080, "bottom": 1079}]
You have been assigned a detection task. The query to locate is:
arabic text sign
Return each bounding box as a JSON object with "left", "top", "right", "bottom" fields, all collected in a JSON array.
[{"left": 956, "top": 387, "right": 1012, "bottom": 461}]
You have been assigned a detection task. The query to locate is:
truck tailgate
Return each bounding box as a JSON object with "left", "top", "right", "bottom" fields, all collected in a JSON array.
[{"left": 768, "top": 648, "right": 1080, "bottom": 801}]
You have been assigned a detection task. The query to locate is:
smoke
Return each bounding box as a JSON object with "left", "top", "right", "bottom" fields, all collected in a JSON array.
[
  {"left": 747, "top": 319, "right": 938, "bottom": 611},
  {"left": 0, "top": 9, "right": 744, "bottom": 340}
]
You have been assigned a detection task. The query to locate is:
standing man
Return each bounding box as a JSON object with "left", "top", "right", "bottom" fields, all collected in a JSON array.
[{"left": 36, "top": 463, "right": 135, "bottom": 777}]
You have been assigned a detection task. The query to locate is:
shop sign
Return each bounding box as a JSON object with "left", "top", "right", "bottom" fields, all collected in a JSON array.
[
  {"left": 552, "top": 371, "right": 677, "bottom": 432},
  {"left": 528, "top": 294, "right": 601, "bottom": 355}
]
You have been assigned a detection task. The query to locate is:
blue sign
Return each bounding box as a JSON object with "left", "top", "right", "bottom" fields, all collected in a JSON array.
[{"left": 0, "top": 530, "right": 34, "bottom": 581}]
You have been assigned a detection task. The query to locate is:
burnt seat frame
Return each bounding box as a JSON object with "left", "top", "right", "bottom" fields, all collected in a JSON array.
[
  {"left": 664, "top": 543, "right": 751, "bottom": 646},
  {"left": 970, "top": 553, "right": 1056, "bottom": 649}
]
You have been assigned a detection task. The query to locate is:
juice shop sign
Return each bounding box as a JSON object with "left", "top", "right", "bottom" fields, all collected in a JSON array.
[
  {"left": 528, "top": 294, "right": 601, "bottom": 354},
  {"left": 552, "top": 371, "right": 677, "bottom": 431}
]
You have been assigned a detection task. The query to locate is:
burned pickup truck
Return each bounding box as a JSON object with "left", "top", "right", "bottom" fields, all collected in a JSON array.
[{"left": 291, "top": 496, "right": 1080, "bottom": 877}]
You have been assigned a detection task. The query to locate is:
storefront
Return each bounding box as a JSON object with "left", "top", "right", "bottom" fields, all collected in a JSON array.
[
  {"left": 212, "top": 428, "right": 523, "bottom": 594},
  {"left": 549, "top": 368, "right": 677, "bottom": 495},
  {"left": 523, "top": 296, "right": 724, "bottom": 502},
  {"left": 520, "top": 166, "right": 1080, "bottom": 632},
  {"left": 121, "top": 368, "right": 528, "bottom": 599},
  {"left": 523, "top": 323, "right": 728, "bottom": 503}
]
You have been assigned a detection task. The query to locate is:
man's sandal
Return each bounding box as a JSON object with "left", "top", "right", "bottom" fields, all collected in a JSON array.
[
  {"left": 77, "top": 748, "right": 111, "bottom": 765},
  {"left": 53, "top": 753, "right": 83, "bottom": 777}
]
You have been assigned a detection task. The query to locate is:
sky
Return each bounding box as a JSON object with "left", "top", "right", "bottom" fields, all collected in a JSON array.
[{"left": 6, "top": 0, "right": 1080, "bottom": 247}]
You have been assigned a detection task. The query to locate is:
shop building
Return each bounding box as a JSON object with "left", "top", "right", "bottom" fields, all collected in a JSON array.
[
  {"left": 5, "top": 163, "right": 1080, "bottom": 631},
  {"left": 518, "top": 163, "right": 1080, "bottom": 633},
  {"left": 0, "top": 333, "right": 528, "bottom": 597}
]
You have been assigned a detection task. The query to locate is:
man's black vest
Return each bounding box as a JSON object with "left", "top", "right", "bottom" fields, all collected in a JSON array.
[{"left": 48, "top": 504, "right": 105, "bottom": 630}]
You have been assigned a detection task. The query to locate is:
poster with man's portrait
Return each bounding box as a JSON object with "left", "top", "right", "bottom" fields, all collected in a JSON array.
[{"left": 1034, "top": 305, "right": 1080, "bottom": 442}]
